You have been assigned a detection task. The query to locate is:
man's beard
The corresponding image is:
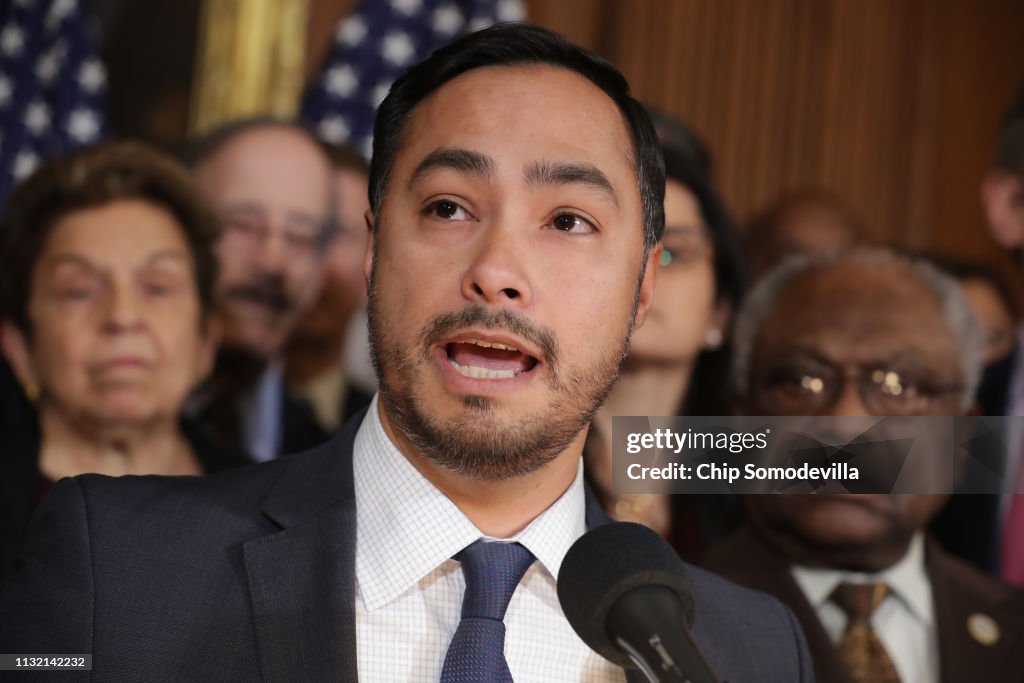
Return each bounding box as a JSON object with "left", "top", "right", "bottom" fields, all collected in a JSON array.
[{"left": 368, "top": 293, "right": 636, "bottom": 481}]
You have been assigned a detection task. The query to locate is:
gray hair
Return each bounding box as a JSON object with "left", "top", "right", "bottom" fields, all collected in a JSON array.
[{"left": 732, "top": 246, "right": 983, "bottom": 410}]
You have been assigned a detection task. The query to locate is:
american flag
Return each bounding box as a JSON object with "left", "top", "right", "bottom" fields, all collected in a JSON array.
[
  {"left": 0, "top": 0, "right": 108, "bottom": 208},
  {"left": 300, "top": 0, "right": 525, "bottom": 158}
]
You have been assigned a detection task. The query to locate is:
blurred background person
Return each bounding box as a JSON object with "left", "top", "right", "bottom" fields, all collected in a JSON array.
[
  {"left": 923, "top": 254, "right": 1018, "bottom": 408},
  {"left": 746, "top": 188, "right": 864, "bottom": 279},
  {"left": 285, "top": 142, "right": 373, "bottom": 434},
  {"left": 186, "top": 118, "right": 333, "bottom": 462},
  {"left": 922, "top": 253, "right": 1019, "bottom": 574},
  {"left": 978, "top": 86, "right": 1024, "bottom": 587},
  {"left": 0, "top": 142, "right": 245, "bottom": 576},
  {"left": 705, "top": 247, "right": 1024, "bottom": 683},
  {"left": 584, "top": 111, "right": 747, "bottom": 553}
]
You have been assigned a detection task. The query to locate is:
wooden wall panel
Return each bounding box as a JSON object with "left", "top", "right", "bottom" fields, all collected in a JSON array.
[{"left": 527, "top": 0, "right": 1024, "bottom": 273}]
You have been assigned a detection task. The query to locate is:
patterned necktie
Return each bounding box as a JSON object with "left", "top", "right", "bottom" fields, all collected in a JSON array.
[
  {"left": 830, "top": 582, "right": 902, "bottom": 683},
  {"left": 440, "top": 540, "right": 536, "bottom": 683}
]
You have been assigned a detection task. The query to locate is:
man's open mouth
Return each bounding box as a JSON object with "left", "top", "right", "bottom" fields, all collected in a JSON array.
[{"left": 445, "top": 339, "right": 539, "bottom": 379}]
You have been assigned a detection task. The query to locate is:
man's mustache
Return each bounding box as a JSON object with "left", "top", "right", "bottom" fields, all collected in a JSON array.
[
  {"left": 224, "top": 280, "right": 292, "bottom": 313},
  {"left": 420, "top": 305, "right": 560, "bottom": 369}
]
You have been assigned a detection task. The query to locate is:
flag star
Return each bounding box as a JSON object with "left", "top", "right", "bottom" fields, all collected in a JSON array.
[
  {"left": 432, "top": 4, "right": 462, "bottom": 36},
  {"left": 372, "top": 82, "right": 392, "bottom": 108},
  {"left": 37, "top": 50, "right": 62, "bottom": 84},
  {"left": 79, "top": 59, "right": 106, "bottom": 93},
  {"left": 338, "top": 16, "right": 367, "bottom": 47},
  {"left": 325, "top": 65, "right": 357, "bottom": 97},
  {"left": 358, "top": 136, "right": 373, "bottom": 160},
  {"left": 69, "top": 108, "right": 100, "bottom": 143},
  {"left": 13, "top": 151, "right": 39, "bottom": 180},
  {"left": 382, "top": 31, "right": 414, "bottom": 66},
  {"left": 46, "top": 0, "right": 77, "bottom": 29},
  {"left": 0, "top": 26, "right": 24, "bottom": 56},
  {"left": 0, "top": 76, "right": 12, "bottom": 106},
  {"left": 25, "top": 101, "right": 50, "bottom": 135},
  {"left": 318, "top": 116, "right": 350, "bottom": 143},
  {"left": 391, "top": 0, "right": 422, "bottom": 16},
  {"left": 497, "top": 0, "right": 525, "bottom": 22}
]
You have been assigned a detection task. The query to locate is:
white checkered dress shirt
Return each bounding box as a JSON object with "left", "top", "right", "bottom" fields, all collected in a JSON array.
[{"left": 354, "top": 395, "right": 624, "bottom": 682}]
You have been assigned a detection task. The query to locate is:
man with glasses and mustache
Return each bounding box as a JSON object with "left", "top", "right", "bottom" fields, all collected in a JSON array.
[
  {"left": 1, "top": 25, "right": 813, "bottom": 681},
  {"left": 704, "top": 247, "right": 1024, "bottom": 683},
  {"left": 186, "top": 118, "right": 333, "bottom": 461}
]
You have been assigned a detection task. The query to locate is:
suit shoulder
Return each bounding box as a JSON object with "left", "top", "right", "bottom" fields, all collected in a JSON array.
[
  {"left": 70, "top": 458, "right": 291, "bottom": 537},
  {"left": 685, "top": 562, "right": 814, "bottom": 681},
  {"left": 687, "top": 561, "right": 795, "bottom": 622}
]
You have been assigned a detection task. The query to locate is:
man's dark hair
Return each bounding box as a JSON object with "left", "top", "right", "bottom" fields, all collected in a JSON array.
[
  {"left": 0, "top": 142, "right": 219, "bottom": 334},
  {"left": 369, "top": 23, "right": 665, "bottom": 254},
  {"left": 183, "top": 116, "right": 337, "bottom": 249},
  {"left": 995, "top": 86, "right": 1024, "bottom": 181}
]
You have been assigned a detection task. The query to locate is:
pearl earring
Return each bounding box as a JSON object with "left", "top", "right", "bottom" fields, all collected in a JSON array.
[{"left": 705, "top": 329, "right": 723, "bottom": 349}]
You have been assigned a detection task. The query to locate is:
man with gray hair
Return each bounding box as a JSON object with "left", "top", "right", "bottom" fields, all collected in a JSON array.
[
  {"left": 704, "top": 246, "right": 1024, "bottom": 683},
  {"left": 187, "top": 118, "right": 333, "bottom": 461}
]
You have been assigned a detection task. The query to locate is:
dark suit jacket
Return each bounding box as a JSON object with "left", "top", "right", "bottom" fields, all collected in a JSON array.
[
  {"left": 191, "top": 378, "right": 330, "bottom": 462},
  {"left": 703, "top": 525, "right": 1024, "bottom": 683},
  {"left": 1, "top": 414, "right": 814, "bottom": 682},
  {"left": 0, "top": 419, "right": 249, "bottom": 578}
]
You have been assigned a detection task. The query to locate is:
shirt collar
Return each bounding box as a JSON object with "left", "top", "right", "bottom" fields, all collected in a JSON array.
[
  {"left": 791, "top": 532, "right": 933, "bottom": 626},
  {"left": 353, "top": 394, "right": 588, "bottom": 611},
  {"left": 238, "top": 358, "right": 283, "bottom": 463}
]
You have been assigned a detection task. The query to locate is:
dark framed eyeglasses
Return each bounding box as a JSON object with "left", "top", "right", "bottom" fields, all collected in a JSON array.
[{"left": 751, "top": 357, "right": 964, "bottom": 416}]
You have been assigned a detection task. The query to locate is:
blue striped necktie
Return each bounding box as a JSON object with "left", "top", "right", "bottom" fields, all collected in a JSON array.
[{"left": 440, "top": 540, "right": 536, "bottom": 682}]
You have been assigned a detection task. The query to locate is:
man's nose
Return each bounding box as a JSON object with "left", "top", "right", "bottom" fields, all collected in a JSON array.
[
  {"left": 461, "top": 219, "right": 533, "bottom": 308},
  {"left": 254, "top": 227, "right": 289, "bottom": 273},
  {"left": 827, "top": 380, "right": 872, "bottom": 417}
]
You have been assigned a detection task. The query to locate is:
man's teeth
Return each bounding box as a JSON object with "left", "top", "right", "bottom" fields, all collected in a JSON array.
[
  {"left": 465, "top": 339, "right": 519, "bottom": 351},
  {"left": 449, "top": 358, "right": 517, "bottom": 379}
]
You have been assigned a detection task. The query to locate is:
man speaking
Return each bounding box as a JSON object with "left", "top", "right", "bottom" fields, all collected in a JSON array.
[{"left": 1, "top": 24, "right": 811, "bottom": 681}]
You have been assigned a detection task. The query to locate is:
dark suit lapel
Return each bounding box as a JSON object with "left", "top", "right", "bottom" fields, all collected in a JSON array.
[
  {"left": 243, "top": 411, "right": 364, "bottom": 682},
  {"left": 703, "top": 527, "right": 852, "bottom": 683},
  {"left": 927, "top": 538, "right": 1024, "bottom": 683}
]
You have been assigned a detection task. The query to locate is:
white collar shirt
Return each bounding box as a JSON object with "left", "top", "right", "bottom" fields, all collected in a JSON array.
[
  {"left": 791, "top": 533, "right": 937, "bottom": 683},
  {"left": 353, "top": 395, "right": 623, "bottom": 682}
]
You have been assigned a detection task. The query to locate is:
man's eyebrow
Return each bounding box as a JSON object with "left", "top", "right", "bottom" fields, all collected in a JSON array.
[
  {"left": 524, "top": 160, "right": 619, "bottom": 208},
  {"left": 408, "top": 148, "right": 496, "bottom": 188}
]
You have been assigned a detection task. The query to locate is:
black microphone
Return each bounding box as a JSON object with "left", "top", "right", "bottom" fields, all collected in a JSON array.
[{"left": 558, "top": 522, "right": 722, "bottom": 683}]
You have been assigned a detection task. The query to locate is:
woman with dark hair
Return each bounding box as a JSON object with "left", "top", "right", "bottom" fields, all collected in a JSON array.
[
  {"left": 584, "top": 111, "right": 747, "bottom": 553},
  {"left": 0, "top": 142, "right": 246, "bottom": 576}
]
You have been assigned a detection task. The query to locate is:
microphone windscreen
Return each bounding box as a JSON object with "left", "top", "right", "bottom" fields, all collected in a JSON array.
[{"left": 557, "top": 522, "right": 696, "bottom": 666}]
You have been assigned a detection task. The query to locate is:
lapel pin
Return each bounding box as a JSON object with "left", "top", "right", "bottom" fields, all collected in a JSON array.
[{"left": 967, "top": 613, "right": 1000, "bottom": 646}]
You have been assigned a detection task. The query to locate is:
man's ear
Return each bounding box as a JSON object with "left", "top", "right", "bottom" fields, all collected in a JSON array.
[
  {"left": 1, "top": 321, "right": 38, "bottom": 398},
  {"left": 981, "top": 171, "right": 1024, "bottom": 248},
  {"left": 632, "top": 243, "right": 662, "bottom": 330},
  {"left": 363, "top": 209, "right": 375, "bottom": 285}
]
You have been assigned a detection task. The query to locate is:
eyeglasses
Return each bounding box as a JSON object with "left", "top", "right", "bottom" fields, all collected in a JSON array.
[
  {"left": 751, "top": 357, "right": 964, "bottom": 416},
  {"left": 659, "top": 226, "right": 713, "bottom": 268},
  {"left": 218, "top": 207, "right": 326, "bottom": 258}
]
